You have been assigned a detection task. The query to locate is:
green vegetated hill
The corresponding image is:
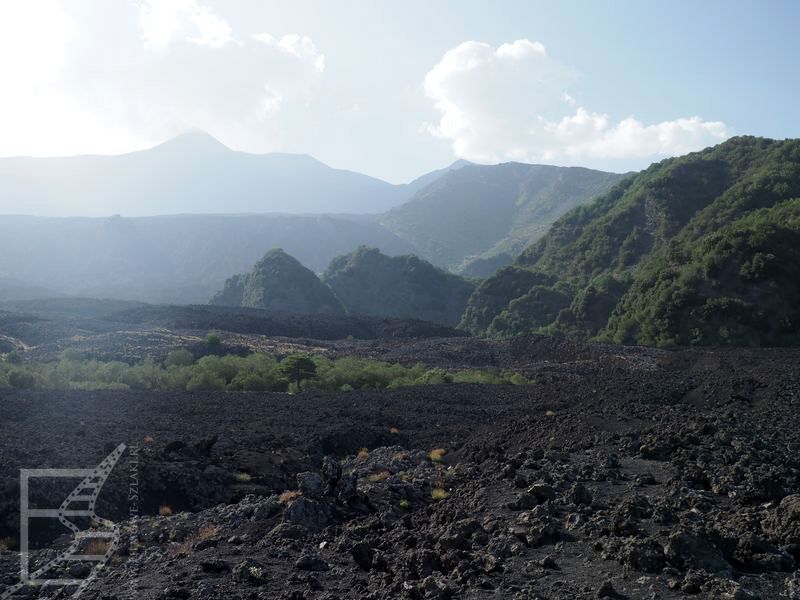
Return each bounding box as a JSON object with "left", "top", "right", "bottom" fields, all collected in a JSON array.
[
  {"left": 211, "top": 246, "right": 475, "bottom": 327},
  {"left": 211, "top": 249, "right": 345, "bottom": 315},
  {"left": 462, "top": 136, "right": 800, "bottom": 346},
  {"left": 459, "top": 253, "right": 515, "bottom": 279},
  {"left": 323, "top": 247, "right": 476, "bottom": 327},
  {"left": 380, "top": 163, "right": 625, "bottom": 271}
]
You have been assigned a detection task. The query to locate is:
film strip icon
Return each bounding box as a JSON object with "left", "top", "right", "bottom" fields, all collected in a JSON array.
[{"left": 2, "top": 443, "right": 127, "bottom": 599}]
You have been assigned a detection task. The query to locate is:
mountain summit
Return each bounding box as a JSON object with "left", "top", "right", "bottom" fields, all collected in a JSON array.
[
  {"left": 211, "top": 248, "right": 345, "bottom": 315},
  {"left": 148, "top": 131, "right": 231, "bottom": 155},
  {"left": 0, "top": 133, "right": 451, "bottom": 217}
]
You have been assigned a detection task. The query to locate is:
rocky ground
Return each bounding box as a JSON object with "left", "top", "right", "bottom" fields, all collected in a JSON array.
[
  {"left": 0, "top": 301, "right": 465, "bottom": 363},
  {"left": 1, "top": 332, "right": 800, "bottom": 598}
]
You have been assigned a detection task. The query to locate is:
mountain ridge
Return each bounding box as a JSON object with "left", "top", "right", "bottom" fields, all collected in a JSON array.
[
  {"left": 0, "top": 132, "right": 464, "bottom": 217},
  {"left": 462, "top": 135, "right": 800, "bottom": 346},
  {"left": 380, "top": 162, "right": 626, "bottom": 270},
  {"left": 209, "top": 246, "right": 475, "bottom": 327}
]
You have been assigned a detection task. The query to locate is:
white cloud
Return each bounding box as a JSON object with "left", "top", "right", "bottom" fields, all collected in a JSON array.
[
  {"left": 0, "top": 0, "right": 325, "bottom": 157},
  {"left": 425, "top": 39, "right": 731, "bottom": 166},
  {"left": 253, "top": 33, "right": 326, "bottom": 73},
  {"left": 137, "top": 0, "right": 233, "bottom": 48}
]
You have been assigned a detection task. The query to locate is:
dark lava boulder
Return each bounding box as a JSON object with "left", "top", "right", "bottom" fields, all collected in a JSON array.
[
  {"left": 283, "top": 497, "right": 336, "bottom": 532},
  {"left": 762, "top": 494, "right": 800, "bottom": 560},
  {"left": 665, "top": 531, "right": 731, "bottom": 574},
  {"left": 621, "top": 538, "right": 665, "bottom": 573}
]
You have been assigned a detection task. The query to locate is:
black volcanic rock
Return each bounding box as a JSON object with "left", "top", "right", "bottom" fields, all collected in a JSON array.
[{"left": 3, "top": 340, "right": 800, "bottom": 599}]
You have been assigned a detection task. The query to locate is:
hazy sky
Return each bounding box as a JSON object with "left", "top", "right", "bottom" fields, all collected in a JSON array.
[{"left": 0, "top": 1, "right": 798, "bottom": 182}]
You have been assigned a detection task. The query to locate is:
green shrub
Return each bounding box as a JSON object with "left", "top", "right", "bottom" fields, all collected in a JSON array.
[
  {"left": 419, "top": 368, "right": 453, "bottom": 385},
  {"left": 60, "top": 348, "right": 84, "bottom": 362},
  {"left": 196, "top": 356, "right": 240, "bottom": 385},
  {"left": 279, "top": 354, "right": 317, "bottom": 387},
  {"left": 205, "top": 334, "right": 222, "bottom": 351},
  {"left": 164, "top": 349, "right": 194, "bottom": 368},
  {"left": 8, "top": 369, "right": 36, "bottom": 389},
  {"left": 162, "top": 365, "right": 194, "bottom": 390},
  {"left": 0, "top": 350, "right": 529, "bottom": 392},
  {"left": 186, "top": 370, "right": 226, "bottom": 391}
]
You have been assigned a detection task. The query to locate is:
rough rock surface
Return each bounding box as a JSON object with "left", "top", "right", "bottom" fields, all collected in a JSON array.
[{"left": 1, "top": 338, "right": 800, "bottom": 598}]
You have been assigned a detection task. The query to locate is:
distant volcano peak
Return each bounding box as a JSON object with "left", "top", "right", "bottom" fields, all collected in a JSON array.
[{"left": 152, "top": 130, "right": 230, "bottom": 154}]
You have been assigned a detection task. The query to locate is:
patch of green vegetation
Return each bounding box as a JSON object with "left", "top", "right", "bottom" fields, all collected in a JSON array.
[
  {"left": 462, "top": 136, "right": 800, "bottom": 346},
  {"left": 0, "top": 351, "right": 529, "bottom": 392},
  {"left": 279, "top": 354, "right": 317, "bottom": 387},
  {"left": 164, "top": 348, "right": 194, "bottom": 367},
  {"left": 431, "top": 488, "right": 449, "bottom": 501},
  {"left": 204, "top": 334, "right": 222, "bottom": 352}
]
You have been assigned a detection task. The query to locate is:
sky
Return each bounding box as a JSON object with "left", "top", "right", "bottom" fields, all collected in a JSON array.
[{"left": 0, "top": 0, "right": 798, "bottom": 183}]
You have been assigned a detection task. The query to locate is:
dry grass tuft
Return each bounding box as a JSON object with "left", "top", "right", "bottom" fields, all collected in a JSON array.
[
  {"left": 357, "top": 448, "right": 370, "bottom": 460},
  {"left": 431, "top": 488, "right": 449, "bottom": 501},
  {"left": 169, "top": 524, "right": 219, "bottom": 557},
  {"left": 279, "top": 490, "right": 302, "bottom": 504},
  {"left": 81, "top": 539, "right": 110, "bottom": 556},
  {"left": 158, "top": 505, "right": 173, "bottom": 516},
  {"left": 389, "top": 426, "right": 401, "bottom": 434},
  {"left": 196, "top": 525, "right": 219, "bottom": 541},
  {"left": 368, "top": 470, "right": 390, "bottom": 483},
  {"left": 429, "top": 448, "right": 447, "bottom": 463}
]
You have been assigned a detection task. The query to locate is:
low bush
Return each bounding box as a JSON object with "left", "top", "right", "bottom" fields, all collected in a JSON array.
[{"left": 0, "top": 349, "right": 529, "bottom": 392}]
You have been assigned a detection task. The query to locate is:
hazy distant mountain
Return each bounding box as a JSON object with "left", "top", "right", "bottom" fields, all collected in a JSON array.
[
  {"left": 380, "top": 163, "right": 626, "bottom": 271},
  {"left": 0, "top": 277, "right": 60, "bottom": 302},
  {"left": 459, "top": 253, "right": 515, "bottom": 279},
  {"left": 0, "top": 134, "right": 630, "bottom": 304},
  {"left": 0, "top": 214, "right": 415, "bottom": 303},
  {"left": 399, "top": 158, "right": 472, "bottom": 193},
  {"left": 0, "top": 132, "right": 459, "bottom": 217}
]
